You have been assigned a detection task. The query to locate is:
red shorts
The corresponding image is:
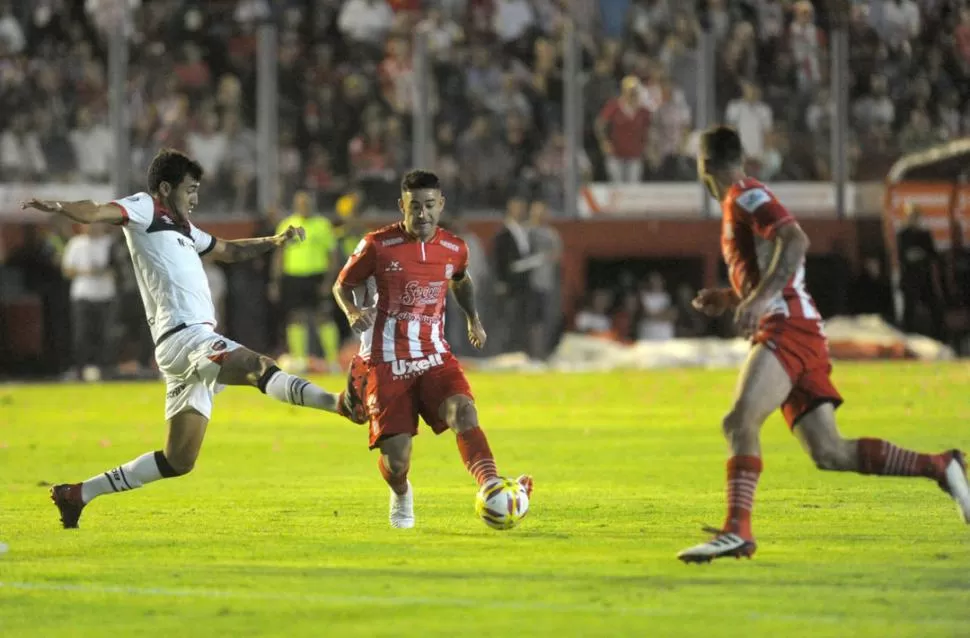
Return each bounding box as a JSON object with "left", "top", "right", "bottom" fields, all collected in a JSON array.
[
  {"left": 364, "top": 352, "right": 473, "bottom": 449},
  {"left": 754, "top": 317, "right": 844, "bottom": 428}
]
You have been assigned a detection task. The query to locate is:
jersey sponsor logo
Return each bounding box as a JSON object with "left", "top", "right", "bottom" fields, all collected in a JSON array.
[
  {"left": 389, "top": 310, "right": 441, "bottom": 325},
  {"left": 445, "top": 263, "right": 454, "bottom": 279},
  {"left": 440, "top": 240, "right": 460, "bottom": 252},
  {"left": 211, "top": 339, "right": 227, "bottom": 351},
  {"left": 735, "top": 188, "right": 772, "bottom": 213},
  {"left": 390, "top": 353, "right": 444, "bottom": 379},
  {"left": 385, "top": 260, "right": 403, "bottom": 272},
  {"left": 166, "top": 384, "right": 187, "bottom": 399},
  {"left": 381, "top": 237, "right": 404, "bottom": 247},
  {"left": 400, "top": 280, "right": 444, "bottom": 305}
]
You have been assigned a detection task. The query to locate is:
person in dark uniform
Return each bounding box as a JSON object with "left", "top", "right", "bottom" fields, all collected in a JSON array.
[{"left": 896, "top": 203, "right": 945, "bottom": 339}]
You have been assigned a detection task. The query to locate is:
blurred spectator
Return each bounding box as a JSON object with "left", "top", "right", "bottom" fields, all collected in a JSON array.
[
  {"left": 638, "top": 272, "right": 676, "bottom": 341},
  {"left": 492, "top": 0, "right": 535, "bottom": 48},
  {"left": 724, "top": 81, "right": 773, "bottom": 169},
  {"left": 186, "top": 110, "right": 227, "bottom": 177},
  {"left": 458, "top": 115, "right": 509, "bottom": 207},
  {"left": 527, "top": 200, "right": 562, "bottom": 360},
  {"left": 574, "top": 289, "right": 613, "bottom": 336},
  {"left": 338, "top": 0, "right": 394, "bottom": 51},
  {"left": 1, "top": 113, "right": 46, "bottom": 181},
  {"left": 898, "top": 108, "right": 942, "bottom": 155},
  {"left": 69, "top": 107, "right": 113, "bottom": 183},
  {"left": 852, "top": 74, "right": 895, "bottom": 133},
  {"left": 486, "top": 73, "right": 533, "bottom": 124},
  {"left": 849, "top": 256, "right": 895, "bottom": 325},
  {"left": 649, "top": 79, "right": 692, "bottom": 180},
  {"left": 897, "top": 204, "right": 945, "bottom": 339},
  {"left": 35, "top": 110, "right": 75, "bottom": 181},
  {"left": 222, "top": 110, "right": 257, "bottom": 212},
  {"left": 674, "top": 283, "right": 707, "bottom": 338},
  {"left": 534, "top": 130, "right": 591, "bottom": 209},
  {"left": 492, "top": 196, "right": 533, "bottom": 353},
  {"left": 62, "top": 225, "right": 115, "bottom": 382},
  {"left": 379, "top": 37, "right": 415, "bottom": 116},
  {"left": 109, "top": 231, "right": 153, "bottom": 375},
  {"left": 595, "top": 76, "right": 650, "bottom": 183},
  {"left": 788, "top": 1, "right": 825, "bottom": 93},
  {"left": 0, "top": 2, "right": 25, "bottom": 54}
]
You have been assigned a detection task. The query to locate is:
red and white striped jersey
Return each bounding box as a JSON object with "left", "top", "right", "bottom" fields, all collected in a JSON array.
[
  {"left": 721, "top": 178, "right": 820, "bottom": 322},
  {"left": 337, "top": 223, "right": 469, "bottom": 364}
]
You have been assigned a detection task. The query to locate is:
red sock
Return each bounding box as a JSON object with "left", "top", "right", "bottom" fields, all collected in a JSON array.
[
  {"left": 456, "top": 427, "right": 498, "bottom": 486},
  {"left": 724, "top": 455, "right": 762, "bottom": 540},
  {"left": 857, "top": 438, "right": 945, "bottom": 480},
  {"left": 378, "top": 456, "right": 409, "bottom": 495}
]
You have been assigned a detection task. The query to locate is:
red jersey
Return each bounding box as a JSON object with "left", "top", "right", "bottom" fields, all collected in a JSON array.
[
  {"left": 598, "top": 98, "right": 651, "bottom": 159},
  {"left": 721, "top": 178, "right": 820, "bottom": 321},
  {"left": 337, "top": 223, "right": 469, "bottom": 364}
]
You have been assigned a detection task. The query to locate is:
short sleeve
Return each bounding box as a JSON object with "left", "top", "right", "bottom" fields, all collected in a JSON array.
[
  {"left": 733, "top": 187, "right": 794, "bottom": 240},
  {"left": 337, "top": 235, "right": 377, "bottom": 287},
  {"left": 190, "top": 223, "right": 217, "bottom": 256},
  {"left": 111, "top": 192, "right": 154, "bottom": 231},
  {"left": 453, "top": 240, "right": 470, "bottom": 281}
]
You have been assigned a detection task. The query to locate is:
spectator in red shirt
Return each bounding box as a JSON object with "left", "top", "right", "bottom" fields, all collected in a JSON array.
[{"left": 595, "top": 76, "right": 651, "bottom": 183}]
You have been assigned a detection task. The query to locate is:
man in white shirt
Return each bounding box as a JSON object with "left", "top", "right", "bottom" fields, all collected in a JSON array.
[
  {"left": 68, "top": 107, "right": 113, "bottom": 183},
  {"left": 23, "top": 148, "right": 346, "bottom": 530},
  {"left": 725, "top": 82, "right": 773, "bottom": 163},
  {"left": 62, "top": 224, "right": 116, "bottom": 381},
  {"left": 338, "top": 0, "right": 393, "bottom": 48}
]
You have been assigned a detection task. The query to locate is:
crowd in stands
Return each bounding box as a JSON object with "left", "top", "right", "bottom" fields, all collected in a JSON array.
[{"left": 0, "top": 0, "right": 967, "bottom": 213}]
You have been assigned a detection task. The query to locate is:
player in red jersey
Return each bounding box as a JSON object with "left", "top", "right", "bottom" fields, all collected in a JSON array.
[
  {"left": 677, "top": 126, "right": 970, "bottom": 563},
  {"left": 333, "top": 169, "right": 532, "bottom": 528}
]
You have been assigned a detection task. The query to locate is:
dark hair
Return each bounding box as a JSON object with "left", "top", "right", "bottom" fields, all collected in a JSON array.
[
  {"left": 699, "top": 125, "right": 743, "bottom": 168},
  {"left": 400, "top": 169, "right": 440, "bottom": 192},
  {"left": 147, "top": 148, "right": 204, "bottom": 193}
]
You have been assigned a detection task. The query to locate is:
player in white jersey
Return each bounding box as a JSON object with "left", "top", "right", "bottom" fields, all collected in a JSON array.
[{"left": 23, "top": 149, "right": 346, "bottom": 529}]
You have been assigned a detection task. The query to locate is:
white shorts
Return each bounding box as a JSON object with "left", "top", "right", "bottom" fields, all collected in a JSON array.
[{"left": 154, "top": 324, "right": 241, "bottom": 420}]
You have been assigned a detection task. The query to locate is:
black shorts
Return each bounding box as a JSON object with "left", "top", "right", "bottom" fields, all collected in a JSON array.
[
  {"left": 281, "top": 275, "right": 325, "bottom": 313},
  {"left": 526, "top": 291, "right": 549, "bottom": 325}
]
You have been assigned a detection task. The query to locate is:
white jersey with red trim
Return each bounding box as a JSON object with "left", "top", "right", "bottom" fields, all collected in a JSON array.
[
  {"left": 337, "top": 223, "right": 468, "bottom": 364},
  {"left": 720, "top": 178, "right": 820, "bottom": 321},
  {"left": 111, "top": 192, "right": 217, "bottom": 343}
]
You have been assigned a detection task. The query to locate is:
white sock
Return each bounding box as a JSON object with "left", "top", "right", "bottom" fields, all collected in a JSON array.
[
  {"left": 80, "top": 451, "right": 166, "bottom": 504},
  {"left": 263, "top": 369, "right": 337, "bottom": 412}
]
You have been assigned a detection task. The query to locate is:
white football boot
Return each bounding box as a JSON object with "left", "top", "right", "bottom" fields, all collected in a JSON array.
[
  {"left": 939, "top": 450, "right": 970, "bottom": 524},
  {"left": 677, "top": 526, "right": 757, "bottom": 564},
  {"left": 389, "top": 480, "right": 415, "bottom": 529}
]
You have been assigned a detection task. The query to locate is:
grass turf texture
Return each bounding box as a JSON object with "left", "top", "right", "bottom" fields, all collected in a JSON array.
[{"left": 1, "top": 363, "right": 969, "bottom": 637}]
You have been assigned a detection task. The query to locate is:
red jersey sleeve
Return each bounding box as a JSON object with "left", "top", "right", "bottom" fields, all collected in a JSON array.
[
  {"left": 453, "top": 240, "right": 470, "bottom": 280},
  {"left": 337, "top": 235, "right": 377, "bottom": 287},
  {"left": 733, "top": 187, "right": 795, "bottom": 240}
]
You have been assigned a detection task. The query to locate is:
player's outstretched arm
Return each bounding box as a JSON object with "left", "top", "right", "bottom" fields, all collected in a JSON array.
[
  {"left": 207, "top": 225, "right": 306, "bottom": 263},
  {"left": 20, "top": 199, "right": 125, "bottom": 225},
  {"left": 450, "top": 272, "right": 486, "bottom": 349}
]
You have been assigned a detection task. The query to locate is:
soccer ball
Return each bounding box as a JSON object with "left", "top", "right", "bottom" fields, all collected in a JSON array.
[{"left": 475, "top": 477, "right": 529, "bottom": 530}]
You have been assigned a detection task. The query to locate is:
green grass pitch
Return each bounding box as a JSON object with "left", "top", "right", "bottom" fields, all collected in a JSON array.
[{"left": 1, "top": 363, "right": 969, "bottom": 637}]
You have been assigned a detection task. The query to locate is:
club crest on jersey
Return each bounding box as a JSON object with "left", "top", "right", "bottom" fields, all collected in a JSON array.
[
  {"left": 391, "top": 354, "right": 444, "bottom": 379},
  {"left": 736, "top": 188, "right": 771, "bottom": 213},
  {"left": 400, "top": 280, "right": 444, "bottom": 305},
  {"left": 161, "top": 214, "right": 175, "bottom": 225},
  {"left": 445, "top": 263, "right": 454, "bottom": 279},
  {"left": 385, "top": 260, "right": 403, "bottom": 272}
]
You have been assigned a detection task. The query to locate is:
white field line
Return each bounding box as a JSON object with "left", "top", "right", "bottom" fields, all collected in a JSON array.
[{"left": 0, "top": 581, "right": 965, "bottom": 627}]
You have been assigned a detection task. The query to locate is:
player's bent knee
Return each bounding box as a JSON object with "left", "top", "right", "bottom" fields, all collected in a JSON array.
[
  {"left": 385, "top": 455, "right": 409, "bottom": 476},
  {"left": 808, "top": 440, "right": 854, "bottom": 471},
  {"left": 446, "top": 397, "right": 478, "bottom": 432}
]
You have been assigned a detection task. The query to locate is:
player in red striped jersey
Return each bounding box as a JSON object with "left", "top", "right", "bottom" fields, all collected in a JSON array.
[
  {"left": 333, "top": 169, "right": 532, "bottom": 528},
  {"left": 678, "top": 126, "right": 970, "bottom": 563}
]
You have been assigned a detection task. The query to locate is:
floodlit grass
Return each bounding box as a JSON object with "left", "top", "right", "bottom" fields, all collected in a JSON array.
[{"left": 1, "top": 363, "right": 969, "bottom": 637}]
